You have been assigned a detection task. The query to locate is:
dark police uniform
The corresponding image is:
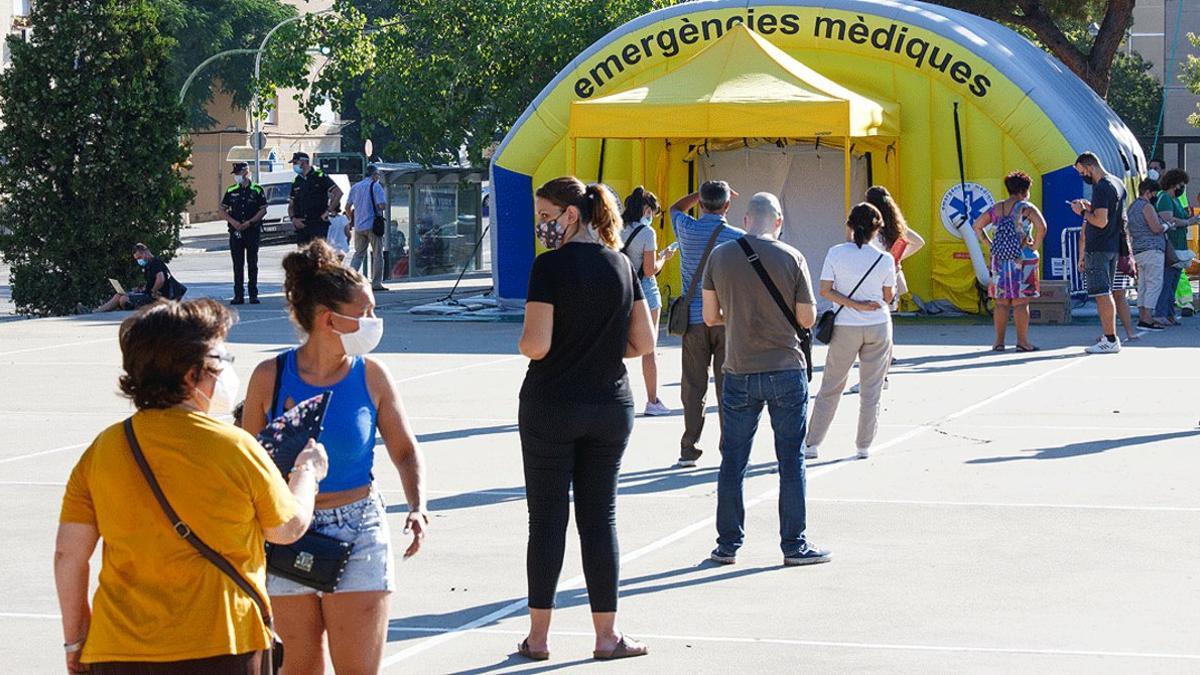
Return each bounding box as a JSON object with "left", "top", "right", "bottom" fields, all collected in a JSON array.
[
  {"left": 290, "top": 167, "right": 336, "bottom": 244},
  {"left": 221, "top": 177, "right": 267, "bottom": 302}
]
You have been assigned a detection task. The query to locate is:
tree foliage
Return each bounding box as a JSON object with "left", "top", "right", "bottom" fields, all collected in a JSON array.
[
  {"left": 0, "top": 0, "right": 193, "bottom": 316},
  {"left": 929, "top": 0, "right": 1134, "bottom": 96},
  {"left": 157, "top": 0, "right": 297, "bottom": 129}
]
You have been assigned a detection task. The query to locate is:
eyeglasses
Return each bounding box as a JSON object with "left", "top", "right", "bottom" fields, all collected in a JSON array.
[{"left": 206, "top": 352, "right": 235, "bottom": 365}]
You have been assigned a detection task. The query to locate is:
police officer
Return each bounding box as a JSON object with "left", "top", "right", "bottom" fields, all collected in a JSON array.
[
  {"left": 219, "top": 162, "right": 267, "bottom": 304},
  {"left": 287, "top": 151, "right": 342, "bottom": 245}
]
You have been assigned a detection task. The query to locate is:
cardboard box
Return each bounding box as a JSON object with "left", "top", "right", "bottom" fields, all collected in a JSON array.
[
  {"left": 1028, "top": 301, "right": 1071, "bottom": 325},
  {"left": 1038, "top": 280, "right": 1071, "bottom": 304}
]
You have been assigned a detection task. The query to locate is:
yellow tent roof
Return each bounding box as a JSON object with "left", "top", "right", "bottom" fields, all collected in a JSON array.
[{"left": 569, "top": 25, "right": 898, "bottom": 139}]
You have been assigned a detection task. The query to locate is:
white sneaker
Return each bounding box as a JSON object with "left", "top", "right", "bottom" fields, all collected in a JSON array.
[
  {"left": 804, "top": 445, "right": 818, "bottom": 460},
  {"left": 643, "top": 399, "right": 671, "bottom": 416},
  {"left": 847, "top": 383, "right": 861, "bottom": 394},
  {"left": 856, "top": 447, "right": 870, "bottom": 459},
  {"left": 1084, "top": 338, "right": 1121, "bottom": 354}
]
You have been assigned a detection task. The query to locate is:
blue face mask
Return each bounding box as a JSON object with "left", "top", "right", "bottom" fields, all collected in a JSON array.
[
  {"left": 136, "top": 258, "right": 148, "bottom": 267},
  {"left": 293, "top": 164, "right": 303, "bottom": 175}
]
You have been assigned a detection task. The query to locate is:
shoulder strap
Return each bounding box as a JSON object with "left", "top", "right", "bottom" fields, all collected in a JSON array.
[
  {"left": 621, "top": 224, "right": 647, "bottom": 255},
  {"left": 833, "top": 253, "right": 885, "bottom": 318},
  {"left": 122, "top": 418, "right": 273, "bottom": 629},
  {"left": 736, "top": 238, "right": 800, "bottom": 331},
  {"left": 269, "top": 352, "right": 287, "bottom": 419},
  {"left": 681, "top": 224, "right": 723, "bottom": 307}
]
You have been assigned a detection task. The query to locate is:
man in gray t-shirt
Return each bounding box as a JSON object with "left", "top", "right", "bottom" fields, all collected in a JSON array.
[{"left": 700, "top": 192, "right": 829, "bottom": 567}]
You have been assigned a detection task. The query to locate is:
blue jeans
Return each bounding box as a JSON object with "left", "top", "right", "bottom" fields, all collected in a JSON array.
[
  {"left": 716, "top": 369, "right": 809, "bottom": 556},
  {"left": 1156, "top": 263, "right": 1181, "bottom": 321}
]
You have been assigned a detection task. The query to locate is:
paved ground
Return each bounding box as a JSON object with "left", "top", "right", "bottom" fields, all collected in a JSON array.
[{"left": 1, "top": 233, "right": 1198, "bottom": 673}]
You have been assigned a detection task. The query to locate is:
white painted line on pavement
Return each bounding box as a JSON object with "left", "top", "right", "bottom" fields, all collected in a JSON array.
[
  {"left": 386, "top": 626, "right": 1200, "bottom": 661},
  {"left": 395, "top": 355, "right": 525, "bottom": 384},
  {"left": 0, "top": 481, "right": 66, "bottom": 487},
  {"left": 0, "top": 613, "right": 60, "bottom": 620},
  {"left": 382, "top": 349, "right": 1096, "bottom": 668},
  {"left": 0, "top": 443, "right": 89, "bottom": 465},
  {"left": 809, "top": 498, "right": 1200, "bottom": 513}
]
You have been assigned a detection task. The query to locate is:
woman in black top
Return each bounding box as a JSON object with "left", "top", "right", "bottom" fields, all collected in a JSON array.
[{"left": 516, "top": 177, "right": 655, "bottom": 662}]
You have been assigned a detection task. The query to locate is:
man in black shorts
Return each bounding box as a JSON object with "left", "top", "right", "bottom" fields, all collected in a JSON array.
[
  {"left": 287, "top": 152, "right": 342, "bottom": 245},
  {"left": 82, "top": 243, "right": 187, "bottom": 313}
]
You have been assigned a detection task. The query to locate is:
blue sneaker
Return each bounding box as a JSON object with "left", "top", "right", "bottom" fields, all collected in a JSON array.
[
  {"left": 709, "top": 548, "right": 737, "bottom": 565},
  {"left": 783, "top": 542, "right": 831, "bottom": 566}
]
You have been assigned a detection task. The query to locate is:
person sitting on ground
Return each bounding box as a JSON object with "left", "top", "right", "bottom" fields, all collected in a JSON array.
[
  {"left": 701, "top": 192, "right": 829, "bottom": 567},
  {"left": 971, "top": 171, "right": 1047, "bottom": 352},
  {"left": 1127, "top": 179, "right": 1168, "bottom": 330},
  {"left": 83, "top": 243, "right": 186, "bottom": 313},
  {"left": 54, "top": 299, "right": 326, "bottom": 673}
]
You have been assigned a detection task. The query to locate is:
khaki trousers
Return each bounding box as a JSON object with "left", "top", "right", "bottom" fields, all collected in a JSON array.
[
  {"left": 351, "top": 229, "right": 385, "bottom": 288},
  {"left": 680, "top": 323, "right": 725, "bottom": 454},
  {"left": 806, "top": 322, "right": 892, "bottom": 451}
]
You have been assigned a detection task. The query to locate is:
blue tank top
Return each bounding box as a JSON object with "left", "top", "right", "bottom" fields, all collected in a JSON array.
[{"left": 273, "top": 349, "right": 377, "bottom": 492}]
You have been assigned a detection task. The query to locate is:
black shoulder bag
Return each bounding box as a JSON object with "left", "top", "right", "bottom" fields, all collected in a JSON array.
[
  {"left": 124, "top": 419, "right": 283, "bottom": 675},
  {"left": 814, "top": 253, "right": 885, "bottom": 345},
  {"left": 621, "top": 224, "right": 648, "bottom": 280},
  {"left": 736, "top": 238, "right": 814, "bottom": 382},
  {"left": 370, "top": 182, "right": 386, "bottom": 237},
  {"left": 262, "top": 353, "right": 353, "bottom": 593},
  {"left": 667, "top": 224, "right": 722, "bottom": 337}
]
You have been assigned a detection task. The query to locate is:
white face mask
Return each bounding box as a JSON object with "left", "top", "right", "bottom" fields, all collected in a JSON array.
[
  {"left": 332, "top": 312, "right": 384, "bottom": 355},
  {"left": 196, "top": 360, "right": 240, "bottom": 415},
  {"left": 639, "top": 215, "right": 653, "bottom": 227}
]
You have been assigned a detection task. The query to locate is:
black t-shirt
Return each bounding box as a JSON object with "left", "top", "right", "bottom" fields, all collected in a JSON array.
[
  {"left": 221, "top": 183, "right": 268, "bottom": 228},
  {"left": 142, "top": 258, "right": 177, "bottom": 298},
  {"left": 290, "top": 169, "right": 336, "bottom": 221},
  {"left": 519, "top": 242, "right": 644, "bottom": 405},
  {"left": 1086, "top": 174, "right": 1127, "bottom": 254}
]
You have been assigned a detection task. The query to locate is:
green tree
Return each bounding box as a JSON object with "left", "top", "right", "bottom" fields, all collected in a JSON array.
[
  {"left": 157, "top": 0, "right": 297, "bottom": 129},
  {"left": 1179, "top": 33, "right": 1200, "bottom": 132},
  {"left": 930, "top": 0, "right": 1135, "bottom": 97},
  {"left": 0, "top": 0, "right": 193, "bottom": 316}
]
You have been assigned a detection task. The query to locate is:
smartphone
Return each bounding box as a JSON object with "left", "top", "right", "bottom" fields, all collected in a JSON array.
[{"left": 665, "top": 241, "right": 680, "bottom": 253}]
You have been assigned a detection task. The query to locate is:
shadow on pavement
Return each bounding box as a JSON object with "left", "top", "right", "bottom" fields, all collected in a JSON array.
[{"left": 966, "top": 429, "right": 1200, "bottom": 464}]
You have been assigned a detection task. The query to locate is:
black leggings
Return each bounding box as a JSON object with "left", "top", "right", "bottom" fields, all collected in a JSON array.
[{"left": 519, "top": 399, "right": 633, "bottom": 613}]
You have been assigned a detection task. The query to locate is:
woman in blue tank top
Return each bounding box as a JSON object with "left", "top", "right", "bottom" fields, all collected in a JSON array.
[{"left": 240, "top": 240, "right": 428, "bottom": 674}]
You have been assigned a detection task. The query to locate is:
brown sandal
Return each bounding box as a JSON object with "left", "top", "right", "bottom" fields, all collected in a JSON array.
[
  {"left": 517, "top": 639, "right": 549, "bottom": 661},
  {"left": 593, "top": 634, "right": 649, "bottom": 660}
]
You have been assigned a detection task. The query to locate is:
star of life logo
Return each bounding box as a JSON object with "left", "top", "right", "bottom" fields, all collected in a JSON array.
[{"left": 940, "top": 182, "right": 995, "bottom": 239}]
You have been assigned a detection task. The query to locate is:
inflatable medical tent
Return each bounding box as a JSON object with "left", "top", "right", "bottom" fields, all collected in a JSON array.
[{"left": 490, "top": 0, "right": 1144, "bottom": 311}]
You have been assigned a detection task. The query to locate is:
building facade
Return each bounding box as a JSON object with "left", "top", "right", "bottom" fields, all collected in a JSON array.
[
  {"left": 1129, "top": 0, "right": 1200, "bottom": 170},
  {"left": 185, "top": 0, "right": 341, "bottom": 222}
]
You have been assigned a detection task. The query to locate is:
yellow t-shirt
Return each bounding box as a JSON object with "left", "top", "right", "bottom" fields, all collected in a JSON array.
[{"left": 60, "top": 408, "right": 298, "bottom": 663}]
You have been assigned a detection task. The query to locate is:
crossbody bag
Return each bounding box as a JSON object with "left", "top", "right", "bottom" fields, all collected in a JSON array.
[
  {"left": 735, "top": 238, "right": 814, "bottom": 382},
  {"left": 369, "top": 182, "right": 386, "bottom": 237},
  {"left": 263, "top": 352, "right": 354, "bottom": 593},
  {"left": 667, "top": 224, "right": 723, "bottom": 337},
  {"left": 815, "top": 252, "right": 885, "bottom": 345},
  {"left": 621, "top": 224, "right": 648, "bottom": 280},
  {"left": 124, "top": 419, "right": 283, "bottom": 675}
]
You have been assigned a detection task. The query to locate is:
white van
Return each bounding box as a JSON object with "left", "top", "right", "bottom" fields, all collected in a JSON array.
[{"left": 257, "top": 170, "right": 352, "bottom": 243}]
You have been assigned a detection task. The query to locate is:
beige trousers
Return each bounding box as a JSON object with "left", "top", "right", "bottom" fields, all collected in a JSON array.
[{"left": 806, "top": 322, "right": 892, "bottom": 451}]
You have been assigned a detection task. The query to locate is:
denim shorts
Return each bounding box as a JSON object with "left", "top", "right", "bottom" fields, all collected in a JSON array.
[
  {"left": 267, "top": 491, "right": 395, "bottom": 596},
  {"left": 640, "top": 276, "right": 662, "bottom": 311},
  {"left": 1084, "top": 251, "right": 1117, "bottom": 297}
]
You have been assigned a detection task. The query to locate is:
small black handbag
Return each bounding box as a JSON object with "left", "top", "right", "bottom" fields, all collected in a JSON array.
[
  {"left": 265, "top": 532, "right": 353, "bottom": 593},
  {"left": 815, "top": 253, "right": 885, "bottom": 345}
]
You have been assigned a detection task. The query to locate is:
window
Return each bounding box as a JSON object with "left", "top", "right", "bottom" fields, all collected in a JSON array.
[
  {"left": 265, "top": 96, "right": 278, "bottom": 126},
  {"left": 13, "top": 1, "right": 31, "bottom": 17}
]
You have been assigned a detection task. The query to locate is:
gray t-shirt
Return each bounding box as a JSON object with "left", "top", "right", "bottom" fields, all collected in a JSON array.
[
  {"left": 703, "top": 235, "right": 815, "bottom": 375},
  {"left": 1126, "top": 197, "right": 1165, "bottom": 253}
]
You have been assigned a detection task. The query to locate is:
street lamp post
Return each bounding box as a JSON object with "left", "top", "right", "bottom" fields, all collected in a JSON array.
[{"left": 252, "top": 10, "right": 333, "bottom": 183}]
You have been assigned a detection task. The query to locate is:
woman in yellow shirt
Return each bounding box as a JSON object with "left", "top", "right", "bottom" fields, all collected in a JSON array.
[{"left": 54, "top": 299, "right": 327, "bottom": 674}]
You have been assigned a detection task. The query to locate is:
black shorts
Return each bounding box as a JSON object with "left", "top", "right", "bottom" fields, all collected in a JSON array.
[{"left": 125, "top": 292, "right": 154, "bottom": 308}]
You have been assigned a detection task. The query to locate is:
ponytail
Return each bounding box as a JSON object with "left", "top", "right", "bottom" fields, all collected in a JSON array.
[
  {"left": 584, "top": 183, "right": 622, "bottom": 249},
  {"left": 847, "top": 202, "right": 883, "bottom": 248},
  {"left": 621, "top": 185, "right": 660, "bottom": 225}
]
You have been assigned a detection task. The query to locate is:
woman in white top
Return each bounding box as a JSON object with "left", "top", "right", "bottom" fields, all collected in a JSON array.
[
  {"left": 620, "top": 187, "right": 676, "bottom": 416},
  {"left": 805, "top": 203, "right": 897, "bottom": 460}
]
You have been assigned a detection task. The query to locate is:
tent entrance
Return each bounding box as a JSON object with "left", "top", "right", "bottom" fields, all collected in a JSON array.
[{"left": 695, "top": 144, "right": 870, "bottom": 294}]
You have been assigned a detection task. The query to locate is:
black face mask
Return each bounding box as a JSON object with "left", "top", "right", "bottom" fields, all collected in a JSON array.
[
  {"left": 1175, "top": 186, "right": 1186, "bottom": 197},
  {"left": 1080, "top": 173, "right": 1095, "bottom": 186}
]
